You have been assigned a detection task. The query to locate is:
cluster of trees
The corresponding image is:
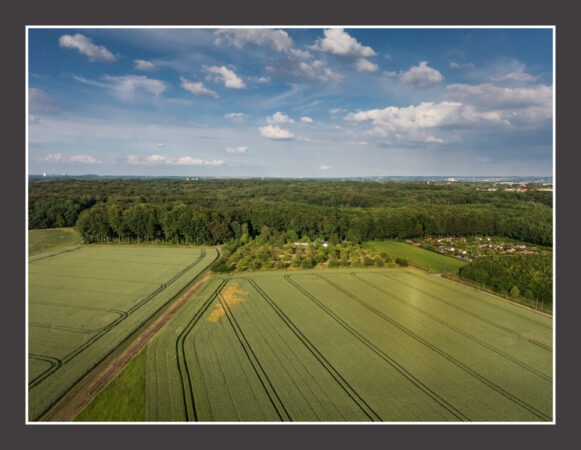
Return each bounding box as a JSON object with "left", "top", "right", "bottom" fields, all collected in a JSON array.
[
  {"left": 212, "top": 230, "right": 403, "bottom": 273},
  {"left": 459, "top": 253, "right": 552, "bottom": 306},
  {"left": 28, "top": 178, "right": 553, "bottom": 246}
]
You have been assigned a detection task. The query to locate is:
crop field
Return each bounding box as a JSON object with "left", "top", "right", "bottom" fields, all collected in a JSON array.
[
  {"left": 27, "top": 245, "right": 218, "bottom": 421},
  {"left": 28, "top": 227, "right": 82, "bottom": 256},
  {"left": 143, "top": 267, "right": 552, "bottom": 422},
  {"left": 365, "top": 241, "right": 467, "bottom": 273}
]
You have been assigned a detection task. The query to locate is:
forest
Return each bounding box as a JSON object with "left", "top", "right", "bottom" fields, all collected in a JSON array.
[{"left": 28, "top": 177, "right": 553, "bottom": 246}]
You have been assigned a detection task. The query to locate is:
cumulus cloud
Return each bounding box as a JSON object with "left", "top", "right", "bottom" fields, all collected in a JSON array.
[
  {"left": 70, "top": 154, "right": 102, "bottom": 164},
  {"left": 259, "top": 125, "right": 295, "bottom": 140},
  {"left": 345, "top": 101, "right": 507, "bottom": 142},
  {"left": 267, "top": 112, "right": 294, "bottom": 124},
  {"left": 29, "top": 88, "right": 58, "bottom": 114},
  {"left": 58, "top": 33, "right": 116, "bottom": 62},
  {"left": 320, "top": 164, "right": 331, "bottom": 170},
  {"left": 355, "top": 58, "right": 378, "bottom": 73},
  {"left": 127, "top": 154, "right": 224, "bottom": 166},
  {"left": 330, "top": 108, "right": 347, "bottom": 115},
  {"left": 73, "top": 74, "right": 166, "bottom": 101},
  {"left": 300, "top": 116, "right": 314, "bottom": 123},
  {"left": 134, "top": 59, "right": 156, "bottom": 71},
  {"left": 399, "top": 61, "right": 444, "bottom": 88},
  {"left": 450, "top": 61, "right": 475, "bottom": 69},
  {"left": 224, "top": 112, "right": 248, "bottom": 120},
  {"left": 267, "top": 58, "right": 342, "bottom": 83},
  {"left": 180, "top": 77, "right": 218, "bottom": 98},
  {"left": 491, "top": 72, "right": 539, "bottom": 83},
  {"left": 214, "top": 28, "right": 294, "bottom": 52},
  {"left": 104, "top": 75, "right": 166, "bottom": 100},
  {"left": 43, "top": 153, "right": 63, "bottom": 162},
  {"left": 445, "top": 83, "right": 552, "bottom": 114},
  {"left": 311, "top": 28, "right": 376, "bottom": 58},
  {"left": 41, "top": 153, "right": 101, "bottom": 164},
  {"left": 345, "top": 78, "right": 553, "bottom": 144},
  {"left": 204, "top": 65, "right": 245, "bottom": 89},
  {"left": 226, "top": 146, "right": 248, "bottom": 154}
]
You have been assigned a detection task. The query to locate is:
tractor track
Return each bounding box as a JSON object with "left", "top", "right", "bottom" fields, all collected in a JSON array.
[
  {"left": 35, "top": 248, "right": 219, "bottom": 422},
  {"left": 249, "top": 278, "right": 383, "bottom": 422},
  {"left": 312, "top": 274, "right": 551, "bottom": 421},
  {"left": 349, "top": 273, "right": 552, "bottom": 383}
]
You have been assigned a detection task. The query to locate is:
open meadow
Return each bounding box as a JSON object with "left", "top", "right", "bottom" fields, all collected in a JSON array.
[
  {"left": 364, "top": 241, "right": 468, "bottom": 273},
  {"left": 28, "top": 228, "right": 82, "bottom": 256},
  {"left": 27, "top": 245, "right": 218, "bottom": 421},
  {"left": 136, "top": 267, "right": 552, "bottom": 422}
]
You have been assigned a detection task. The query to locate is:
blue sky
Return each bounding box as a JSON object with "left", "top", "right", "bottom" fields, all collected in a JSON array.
[{"left": 27, "top": 27, "right": 554, "bottom": 177}]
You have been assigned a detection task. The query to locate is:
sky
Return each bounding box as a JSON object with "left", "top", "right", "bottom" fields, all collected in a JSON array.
[{"left": 27, "top": 27, "right": 554, "bottom": 178}]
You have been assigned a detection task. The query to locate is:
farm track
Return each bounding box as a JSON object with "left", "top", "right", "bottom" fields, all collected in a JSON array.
[
  {"left": 176, "top": 279, "right": 227, "bottom": 421},
  {"left": 218, "top": 291, "right": 292, "bottom": 421},
  {"left": 381, "top": 271, "right": 552, "bottom": 350},
  {"left": 312, "top": 274, "right": 551, "bottom": 421},
  {"left": 248, "top": 278, "right": 383, "bottom": 422},
  {"left": 29, "top": 245, "right": 82, "bottom": 262},
  {"left": 36, "top": 248, "right": 219, "bottom": 422},
  {"left": 349, "top": 273, "right": 552, "bottom": 383},
  {"left": 283, "top": 275, "right": 469, "bottom": 421},
  {"left": 29, "top": 250, "right": 208, "bottom": 388}
]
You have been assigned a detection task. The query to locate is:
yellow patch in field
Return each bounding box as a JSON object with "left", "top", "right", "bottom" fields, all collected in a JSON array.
[{"left": 207, "top": 282, "right": 249, "bottom": 323}]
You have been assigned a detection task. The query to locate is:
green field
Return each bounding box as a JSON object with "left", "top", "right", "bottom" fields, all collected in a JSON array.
[
  {"left": 28, "top": 228, "right": 82, "bottom": 255},
  {"left": 365, "top": 241, "right": 467, "bottom": 273},
  {"left": 28, "top": 245, "right": 218, "bottom": 421},
  {"left": 121, "top": 267, "right": 552, "bottom": 423}
]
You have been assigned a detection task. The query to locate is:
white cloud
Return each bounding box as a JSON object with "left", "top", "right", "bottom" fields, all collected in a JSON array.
[
  {"left": 58, "top": 33, "right": 116, "bottom": 63},
  {"left": 43, "top": 153, "right": 63, "bottom": 162},
  {"left": 330, "top": 108, "right": 347, "bottom": 115},
  {"left": 267, "top": 59, "right": 343, "bottom": 83},
  {"left": 156, "top": 143, "right": 166, "bottom": 148},
  {"left": 226, "top": 146, "right": 248, "bottom": 154},
  {"left": 491, "top": 72, "right": 539, "bottom": 83},
  {"left": 73, "top": 74, "right": 166, "bottom": 101},
  {"left": 257, "top": 76, "right": 271, "bottom": 83},
  {"left": 311, "top": 28, "right": 376, "bottom": 58},
  {"left": 267, "top": 112, "right": 294, "bottom": 124},
  {"left": 224, "top": 112, "right": 248, "bottom": 120},
  {"left": 134, "top": 59, "right": 156, "bottom": 71},
  {"left": 355, "top": 58, "right": 378, "bottom": 73},
  {"left": 320, "top": 164, "right": 331, "bottom": 171},
  {"left": 29, "top": 88, "right": 58, "bottom": 114},
  {"left": 203, "top": 65, "right": 245, "bottom": 89},
  {"left": 445, "top": 83, "right": 552, "bottom": 114},
  {"left": 450, "top": 61, "right": 475, "bottom": 69},
  {"left": 128, "top": 154, "right": 224, "bottom": 166},
  {"left": 259, "top": 125, "right": 295, "bottom": 140},
  {"left": 300, "top": 116, "right": 314, "bottom": 123},
  {"left": 41, "top": 153, "right": 101, "bottom": 164},
  {"left": 214, "top": 28, "right": 294, "bottom": 52},
  {"left": 345, "top": 101, "right": 507, "bottom": 142},
  {"left": 180, "top": 77, "right": 218, "bottom": 98},
  {"left": 70, "top": 154, "right": 102, "bottom": 164},
  {"left": 103, "top": 75, "right": 166, "bottom": 100},
  {"left": 400, "top": 61, "right": 444, "bottom": 88}
]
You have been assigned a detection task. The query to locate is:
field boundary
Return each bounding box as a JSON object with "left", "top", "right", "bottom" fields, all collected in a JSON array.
[{"left": 36, "top": 249, "right": 219, "bottom": 422}]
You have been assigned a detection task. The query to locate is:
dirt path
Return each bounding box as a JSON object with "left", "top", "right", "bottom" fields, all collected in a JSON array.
[{"left": 38, "top": 274, "right": 212, "bottom": 422}]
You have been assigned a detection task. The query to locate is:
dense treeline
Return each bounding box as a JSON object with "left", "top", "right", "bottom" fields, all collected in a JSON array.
[
  {"left": 459, "top": 254, "right": 552, "bottom": 306},
  {"left": 28, "top": 178, "right": 553, "bottom": 246}
]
